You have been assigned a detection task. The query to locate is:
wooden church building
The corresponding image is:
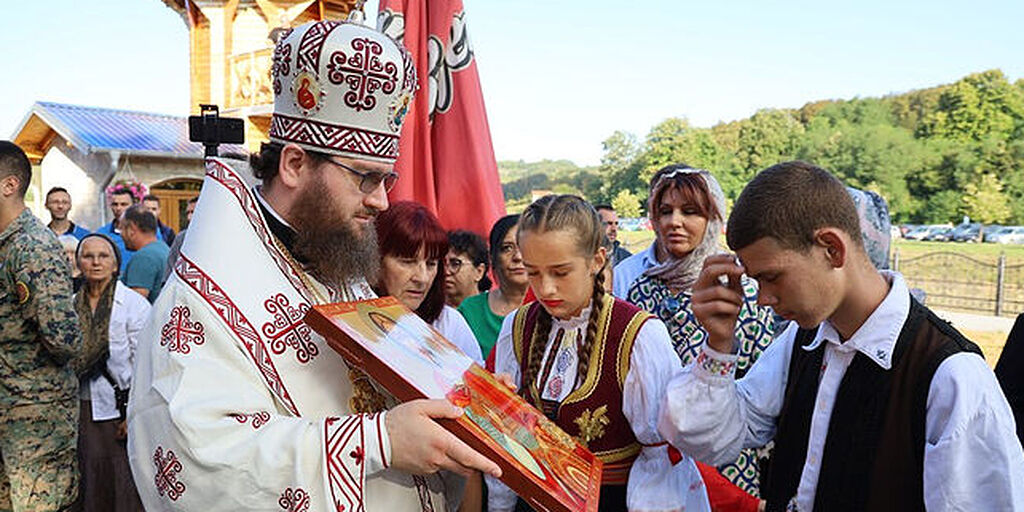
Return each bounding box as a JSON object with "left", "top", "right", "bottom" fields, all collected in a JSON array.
[{"left": 11, "top": 0, "right": 361, "bottom": 232}]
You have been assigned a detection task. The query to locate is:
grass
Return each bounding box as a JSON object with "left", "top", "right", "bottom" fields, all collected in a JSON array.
[
  {"left": 893, "top": 239, "right": 1024, "bottom": 263},
  {"left": 618, "top": 230, "right": 656, "bottom": 254},
  {"left": 964, "top": 330, "right": 1007, "bottom": 368}
]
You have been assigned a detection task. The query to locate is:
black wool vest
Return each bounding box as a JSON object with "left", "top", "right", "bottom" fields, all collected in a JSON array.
[{"left": 762, "top": 298, "right": 983, "bottom": 512}]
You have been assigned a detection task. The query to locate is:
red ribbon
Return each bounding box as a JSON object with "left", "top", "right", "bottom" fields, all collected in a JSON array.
[
  {"left": 667, "top": 444, "right": 683, "bottom": 466},
  {"left": 639, "top": 441, "right": 683, "bottom": 466}
]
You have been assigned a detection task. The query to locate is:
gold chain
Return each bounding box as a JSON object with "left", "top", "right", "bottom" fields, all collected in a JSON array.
[
  {"left": 267, "top": 233, "right": 332, "bottom": 305},
  {"left": 266, "top": 232, "right": 387, "bottom": 413}
]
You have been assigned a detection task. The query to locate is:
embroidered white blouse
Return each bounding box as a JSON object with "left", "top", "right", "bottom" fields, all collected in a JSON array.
[
  {"left": 658, "top": 272, "right": 1024, "bottom": 511},
  {"left": 487, "top": 303, "right": 711, "bottom": 512}
]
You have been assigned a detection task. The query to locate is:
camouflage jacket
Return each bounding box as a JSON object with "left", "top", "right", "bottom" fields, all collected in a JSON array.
[{"left": 0, "top": 208, "right": 80, "bottom": 407}]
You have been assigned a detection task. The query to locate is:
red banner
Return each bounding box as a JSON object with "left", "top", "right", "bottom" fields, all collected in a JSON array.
[{"left": 378, "top": 0, "right": 506, "bottom": 239}]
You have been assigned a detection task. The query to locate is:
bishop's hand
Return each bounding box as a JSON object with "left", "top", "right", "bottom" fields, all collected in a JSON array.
[
  {"left": 691, "top": 253, "right": 746, "bottom": 354},
  {"left": 386, "top": 398, "right": 502, "bottom": 478}
]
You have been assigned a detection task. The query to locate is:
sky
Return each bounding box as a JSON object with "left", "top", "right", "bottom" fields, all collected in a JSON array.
[{"left": 2, "top": 0, "right": 1022, "bottom": 166}]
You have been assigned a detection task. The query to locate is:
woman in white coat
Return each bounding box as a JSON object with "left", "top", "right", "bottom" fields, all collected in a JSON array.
[{"left": 74, "top": 233, "right": 150, "bottom": 511}]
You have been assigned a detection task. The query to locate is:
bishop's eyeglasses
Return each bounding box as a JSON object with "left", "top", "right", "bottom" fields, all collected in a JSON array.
[{"left": 325, "top": 157, "right": 399, "bottom": 194}]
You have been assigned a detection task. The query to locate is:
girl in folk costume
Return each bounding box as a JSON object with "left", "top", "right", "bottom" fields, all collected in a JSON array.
[{"left": 487, "top": 195, "right": 710, "bottom": 512}]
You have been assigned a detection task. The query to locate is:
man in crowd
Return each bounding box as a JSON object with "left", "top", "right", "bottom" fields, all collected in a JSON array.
[
  {"left": 127, "top": 20, "right": 500, "bottom": 511},
  {"left": 163, "top": 195, "right": 197, "bottom": 282},
  {"left": 659, "top": 161, "right": 1024, "bottom": 510},
  {"left": 0, "top": 141, "right": 81, "bottom": 511},
  {"left": 596, "top": 204, "right": 632, "bottom": 266},
  {"left": 95, "top": 188, "right": 135, "bottom": 274},
  {"left": 142, "top": 194, "right": 176, "bottom": 245},
  {"left": 120, "top": 204, "right": 170, "bottom": 303},
  {"left": 44, "top": 187, "right": 90, "bottom": 240}
]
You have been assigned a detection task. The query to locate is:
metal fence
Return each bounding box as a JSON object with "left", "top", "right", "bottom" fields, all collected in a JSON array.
[{"left": 893, "top": 250, "right": 1024, "bottom": 317}]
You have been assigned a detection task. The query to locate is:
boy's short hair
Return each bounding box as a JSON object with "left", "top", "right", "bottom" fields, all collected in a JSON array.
[{"left": 727, "top": 161, "right": 863, "bottom": 252}]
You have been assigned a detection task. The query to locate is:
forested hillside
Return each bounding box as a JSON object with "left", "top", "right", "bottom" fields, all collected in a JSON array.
[{"left": 499, "top": 69, "right": 1024, "bottom": 223}]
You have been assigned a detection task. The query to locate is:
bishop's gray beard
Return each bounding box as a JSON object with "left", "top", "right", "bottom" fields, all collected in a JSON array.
[{"left": 290, "top": 175, "right": 380, "bottom": 288}]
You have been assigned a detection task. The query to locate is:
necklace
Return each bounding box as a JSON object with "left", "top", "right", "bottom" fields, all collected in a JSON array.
[{"left": 267, "top": 232, "right": 386, "bottom": 413}]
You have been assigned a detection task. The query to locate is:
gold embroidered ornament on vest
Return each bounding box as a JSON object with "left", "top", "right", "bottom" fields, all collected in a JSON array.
[{"left": 574, "top": 405, "right": 611, "bottom": 448}]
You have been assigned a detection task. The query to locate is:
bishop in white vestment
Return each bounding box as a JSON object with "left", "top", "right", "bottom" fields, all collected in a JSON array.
[{"left": 128, "top": 19, "right": 485, "bottom": 511}]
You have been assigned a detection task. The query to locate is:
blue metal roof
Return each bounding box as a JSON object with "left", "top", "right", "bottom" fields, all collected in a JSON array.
[{"left": 18, "top": 102, "right": 246, "bottom": 158}]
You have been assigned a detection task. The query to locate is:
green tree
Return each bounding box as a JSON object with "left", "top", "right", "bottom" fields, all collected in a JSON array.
[
  {"left": 611, "top": 189, "right": 643, "bottom": 218},
  {"left": 919, "top": 70, "right": 1024, "bottom": 142},
  {"left": 962, "top": 173, "right": 1011, "bottom": 224},
  {"left": 921, "top": 190, "right": 962, "bottom": 224},
  {"left": 796, "top": 121, "right": 922, "bottom": 221},
  {"left": 499, "top": 69, "right": 1024, "bottom": 228},
  {"left": 598, "top": 130, "right": 644, "bottom": 203},
  {"left": 736, "top": 109, "right": 804, "bottom": 178},
  {"left": 551, "top": 182, "right": 582, "bottom": 196}
]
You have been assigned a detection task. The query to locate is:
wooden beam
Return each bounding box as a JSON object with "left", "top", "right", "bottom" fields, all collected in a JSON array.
[
  {"left": 23, "top": 149, "right": 45, "bottom": 164},
  {"left": 253, "top": 0, "right": 282, "bottom": 26},
  {"left": 223, "top": 0, "right": 240, "bottom": 108}
]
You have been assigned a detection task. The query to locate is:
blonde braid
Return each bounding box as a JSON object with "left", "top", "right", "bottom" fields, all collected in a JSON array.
[{"left": 576, "top": 261, "right": 606, "bottom": 388}]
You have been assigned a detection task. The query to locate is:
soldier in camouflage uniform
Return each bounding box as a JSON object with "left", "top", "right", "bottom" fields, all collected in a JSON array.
[{"left": 0, "top": 141, "right": 81, "bottom": 512}]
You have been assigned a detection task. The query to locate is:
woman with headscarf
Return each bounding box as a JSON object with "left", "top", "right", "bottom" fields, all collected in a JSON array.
[
  {"left": 457, "top": 215, "right": 529, "bottom": 361},
  {"left": 73, "top": 233, "right": 150, "bottom": 511},
  {"left": 624, "top": 164, "right": 775, "bottom": 505}
]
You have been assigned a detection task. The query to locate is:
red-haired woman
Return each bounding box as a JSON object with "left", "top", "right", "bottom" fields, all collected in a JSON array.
[
  {"left": 375, "top": 201, "right": 486, "bottom": 511},
  {"left": 374, "top": 201, "right": 484, "bottom": 364}
]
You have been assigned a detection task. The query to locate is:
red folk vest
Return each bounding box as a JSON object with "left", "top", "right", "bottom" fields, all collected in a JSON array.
[{"left": 512, "top": 294, "right": 652, "bottom": 485}]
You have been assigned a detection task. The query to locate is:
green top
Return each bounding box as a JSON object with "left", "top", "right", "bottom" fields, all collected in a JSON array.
[
  {"left": 457, "top": 291, "right": 504, "bottom": 360},
  {"left": 0, "top": 208, "right": 81, "bottom": 407}
]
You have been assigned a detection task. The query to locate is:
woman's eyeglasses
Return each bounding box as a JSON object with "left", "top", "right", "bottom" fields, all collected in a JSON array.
[
  {"left": 446, "top": 257, "right": 467, "bottom": 274},
  {"left": 325, "top": 157, "right": 399, "bottom": 194}
]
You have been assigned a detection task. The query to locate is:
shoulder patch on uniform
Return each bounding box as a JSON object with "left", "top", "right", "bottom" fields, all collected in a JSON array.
[{"left": 15, "top": 281, "right": 29, "bottom": 304}]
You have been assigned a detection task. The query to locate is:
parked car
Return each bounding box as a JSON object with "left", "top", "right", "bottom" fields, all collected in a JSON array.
[
  {"left": 988, "top": 226, "right": 1024, "bottom": 244},
  {"left": 984, "top": 226, "right": 1010, "bottom": 243},
  {"left": 900, "top": 224, "right": 920, "bottom": 237},
  {"left": 903, "top": 225, "right": 930, "bottom": 240},
  {"left": 890, "top": 225, "right": 902, "bottom": 240},
  {"left": 925, "top": 226, "right": 954, "bottom": 242},
  {"left": 618, "top": 217, "right": 644, "bottom": 232},
  {"left": 951, "top": 223, "right": 983, "bottom": 243},
  {"left": 905, "top": 225, "right": 948, "bottom": 241}
]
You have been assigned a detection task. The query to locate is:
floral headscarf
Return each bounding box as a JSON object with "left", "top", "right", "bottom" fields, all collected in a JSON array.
[
  {"left": 847, "top": 186, "right": 891, "bottom": 270},
  {"left": 643, "top": 167, "right": 728, "bottom": 292}
]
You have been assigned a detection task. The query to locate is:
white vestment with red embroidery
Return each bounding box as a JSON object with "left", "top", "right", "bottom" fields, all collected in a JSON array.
[{"left": 127, "top": 157, "right": 451, "bottom": 511}]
